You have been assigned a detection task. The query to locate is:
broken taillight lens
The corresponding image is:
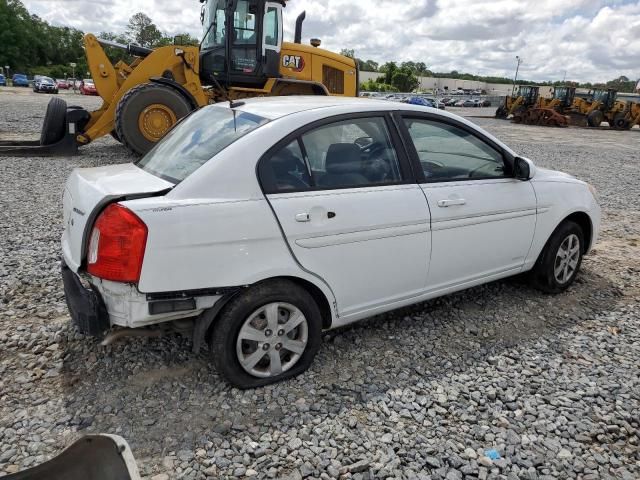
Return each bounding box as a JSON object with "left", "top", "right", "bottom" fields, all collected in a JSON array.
[{"left": 87, "top": 203, "right": 148, "bottom": 283}]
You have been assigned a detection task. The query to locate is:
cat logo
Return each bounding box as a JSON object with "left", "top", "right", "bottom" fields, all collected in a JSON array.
[{"left": 282, "top": 55, "right": 305, "bottom": 72}]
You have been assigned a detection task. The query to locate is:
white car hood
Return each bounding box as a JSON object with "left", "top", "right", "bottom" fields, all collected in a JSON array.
[
  {"left": 62, "top": 163, "right": 173, "bottom": 271},
  {"left": 532, "top": 167, "right": 579, "bottom": 183}
]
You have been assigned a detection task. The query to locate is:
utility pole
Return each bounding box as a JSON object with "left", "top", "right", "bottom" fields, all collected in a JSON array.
[
  {"left": 512, "top": 56, "right": 522, "bottom": 95},
  {"left": 562, "top": 70, "right": 567, "bottom": 83}
]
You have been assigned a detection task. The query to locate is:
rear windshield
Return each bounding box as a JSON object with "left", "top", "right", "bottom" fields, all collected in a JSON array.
[{"left": 136, "top": 105, "right": 269, "bottom": 183}]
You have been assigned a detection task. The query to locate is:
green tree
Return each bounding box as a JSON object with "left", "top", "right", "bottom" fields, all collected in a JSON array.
[
  {"left": 340, "top": 48, "right": 355, "bottom": 59},
  {"left": 127, "top": 12, "right": 162, "bottom": 47},
  {"left": 392, "top": 68, "right": 419, "bottom": 92},
  {"left": 98, "top": 31, "right": 133, "bottom": 64}
]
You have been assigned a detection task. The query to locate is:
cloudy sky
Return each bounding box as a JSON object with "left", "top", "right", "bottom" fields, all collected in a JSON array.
[{"left": 22, "top": 0, "right": 640, "bottom": 83}]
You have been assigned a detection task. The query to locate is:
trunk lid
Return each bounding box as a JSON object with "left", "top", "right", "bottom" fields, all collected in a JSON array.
[{"left": 62, "top": 163, "right": 173, "bottom": 272}]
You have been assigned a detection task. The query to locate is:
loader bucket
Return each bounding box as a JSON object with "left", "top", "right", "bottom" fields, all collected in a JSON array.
[
  {"left": 0, "top": 98, "right": 90, "bottom": 157},
  {"left": 3, "top": 435, "right": 141, "bottom": 480}
]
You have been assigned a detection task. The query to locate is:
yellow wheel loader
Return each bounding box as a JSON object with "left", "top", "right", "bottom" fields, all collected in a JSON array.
[
  {"left": 494, "top": 85, "right": 540, "bottom": 121},
  {"left": 495, "top": 85, "right": 569, "bottom": 127},
  {"left": 0, "top": 0, "right": 358, "bottom": 157},
  {"left": 610, "top": 100, "right": 640, "bottom": 130}
]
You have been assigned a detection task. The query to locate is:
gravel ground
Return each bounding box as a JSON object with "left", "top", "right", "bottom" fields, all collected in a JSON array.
[{"left": 0, "top": 88, "right": 639, "bottom": 479}]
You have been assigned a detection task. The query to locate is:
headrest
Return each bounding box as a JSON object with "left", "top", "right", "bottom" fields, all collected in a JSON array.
[{"left": 325, "top": 143, "right": 361, "bottom": 174}]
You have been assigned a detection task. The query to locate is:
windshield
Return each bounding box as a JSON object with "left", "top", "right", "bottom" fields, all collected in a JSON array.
[
  {"left": 42, "top": 77, "right": 54, "bottom": 84},
  {"left": 135, "top": 106, "right": 269, "bottom": 183},
  {"left": 202, "top": 0, "right": 226, "bottom": 49}
]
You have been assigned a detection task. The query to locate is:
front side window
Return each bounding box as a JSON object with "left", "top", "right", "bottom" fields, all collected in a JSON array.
[
  {"left": 137, "top": 106, "right": 268, "bottom": 184},
  {"left": 403, "top": 118, "right": 506, "bottom": 182},
  {"left": 260, "top": 117, "right": 402, "bottom": 193}
]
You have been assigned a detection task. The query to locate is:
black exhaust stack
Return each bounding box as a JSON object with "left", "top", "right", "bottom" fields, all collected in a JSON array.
[{"left": 294, "top": 11, "right": 306, "bottom": 44}]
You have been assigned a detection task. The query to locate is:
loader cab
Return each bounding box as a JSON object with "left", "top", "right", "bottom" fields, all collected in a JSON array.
[
  {"left": 200, "top": 0, "right": 284, "bottom": 88},
  {"left": 590, "top": 88, "right": 617, "bottom": 110},
  {"left": 553, "top": 86, "right": 576, "bottom": 108},
  {"left": 517, "top": 86, "right": 539, "bottom": 106}
]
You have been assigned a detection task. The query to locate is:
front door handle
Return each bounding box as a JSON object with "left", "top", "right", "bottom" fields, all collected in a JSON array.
[
  {"left": 438, "top": 198, "right": 466, "bottom": 207},
  {"left": 295, "top": 213, "right": 310, "bottom": 222}
]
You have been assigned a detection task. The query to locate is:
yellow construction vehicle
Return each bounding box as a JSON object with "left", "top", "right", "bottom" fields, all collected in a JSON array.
[
  {"left": 565, "top": 88, "right": 618, "bottom": 127},
  {"left": 495, "top": 85, "right": 568, "bottom": 127},
  {"left": 610, "top": 100, "right": 640, "bottom": 129},
  {"left": 0, "top": 0, "right": 358, "bottom": 157},
  {"left": 495, "top": 85, "right": 540, "bottom": 120}
]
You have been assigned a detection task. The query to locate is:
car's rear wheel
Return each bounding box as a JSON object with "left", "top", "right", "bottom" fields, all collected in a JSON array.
[
  {"left": 210, "top": 280, "right": 322, "bottom": 389},
  {"left": 529, "top": 221, "right": 584, "bottom": 293}
]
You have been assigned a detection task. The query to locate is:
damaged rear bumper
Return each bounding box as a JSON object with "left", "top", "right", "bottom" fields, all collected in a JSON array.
[{"left": 61, "top": 261, "right": 110, "bottom": 337}]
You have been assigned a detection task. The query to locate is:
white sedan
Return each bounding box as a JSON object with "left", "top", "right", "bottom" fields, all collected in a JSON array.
[{"left": 61, "top": 96, "right": 600, "bottom": 388}]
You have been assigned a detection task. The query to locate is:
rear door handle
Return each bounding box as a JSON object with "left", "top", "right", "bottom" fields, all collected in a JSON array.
[
  {"left": 295, "top": 213, "right": 310, "bottom": 222},
  {"left": 438, "top": 198, "right": 466, "bottom": 207}
]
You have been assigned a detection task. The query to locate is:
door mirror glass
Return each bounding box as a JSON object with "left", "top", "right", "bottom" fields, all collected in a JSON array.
[{"left": 514, "top": 157, "right": 531, "bottom": 181}]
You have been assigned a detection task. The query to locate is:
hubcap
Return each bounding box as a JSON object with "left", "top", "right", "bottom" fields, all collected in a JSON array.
[
  {"left": 554, "top": 234, "right": 580, "bottom": 284},
  {"left": 138, "top": 104, "right": 177, "bottom": 141},
  {"left": 236, "top": 303, "right": 308, "bottom": 378}
]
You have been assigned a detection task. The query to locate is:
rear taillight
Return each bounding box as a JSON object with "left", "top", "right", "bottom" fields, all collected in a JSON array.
[{"left": 87, "top": 204, "right": 148, "bottom": 283}]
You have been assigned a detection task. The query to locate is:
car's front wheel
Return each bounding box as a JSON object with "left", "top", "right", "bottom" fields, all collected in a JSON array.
[
  {"left": 530, "top": 220, "right": 584, "bottom": 293},
  {"left": 210, "top": 280, "right": 322, "bottom": 388}
]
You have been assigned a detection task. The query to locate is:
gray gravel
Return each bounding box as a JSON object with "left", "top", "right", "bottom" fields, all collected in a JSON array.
[{"left": 1, "top": 88, "right": 639, "bottom": 479}]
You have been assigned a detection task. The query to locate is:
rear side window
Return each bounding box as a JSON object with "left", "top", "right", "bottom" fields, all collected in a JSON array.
[
  {"left": 260, "top": 116, "right": 402, "bottom": 193},
  {"left": 136, "top": 106, "right": 268, "bottom": 183}
]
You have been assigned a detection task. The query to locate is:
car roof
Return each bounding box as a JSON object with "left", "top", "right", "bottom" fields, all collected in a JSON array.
[{"left": 232, "top": 95, "right": 447, "bottom": 121}]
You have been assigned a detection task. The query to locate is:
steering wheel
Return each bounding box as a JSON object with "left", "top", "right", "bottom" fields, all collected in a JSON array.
[
  {"left": 360, "top": 141, "right": 386, "bottom": 157},
  {"left": 468, "top": 160, "right": 503, "bottom": 178}
]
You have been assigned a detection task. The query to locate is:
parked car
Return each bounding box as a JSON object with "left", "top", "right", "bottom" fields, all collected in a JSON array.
[
  {"left": 454, "top": 99, "right": 475, "bottom": 107},
  {"left": 79, "top": 79, "right": 98, "bottom": 95},
  {"left": 33, "top": 76, "right": 59, "bottom": 94},
  {"left": 407, "top": 97, "right": 446, "bottom": 110},
  {"left": 61, "top": 97, "right": 600, "bottom": 388},
  {"left": 407, "top": 96, "right": 431, "bottom": 107},
  {"left": 481, "top": 99, "right": 492, "bottom": 107},
  {"left": 0, "top": 74, "right": 6, "bottom": 86},
  {"left": 12, "top": 74, "right": 29, "bottom": 87},
  {"left": 56, "top": 79, "right": 70, "bottom": 90}
]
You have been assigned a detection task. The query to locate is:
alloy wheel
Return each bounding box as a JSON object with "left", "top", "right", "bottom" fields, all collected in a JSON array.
[
  {"left": 554, "top": 234, "right": 580, "bottom": 284},
  {"left": 236, "top": 302, "right": 308, "bottom": 378}
]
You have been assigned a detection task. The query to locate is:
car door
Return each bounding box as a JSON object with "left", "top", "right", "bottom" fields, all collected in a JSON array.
[
  {"left": 258, "top": 114, "right": 431, "bottom": 317},
  {"left": 399, "top": 114, "right": 537, "bottom": 290}
]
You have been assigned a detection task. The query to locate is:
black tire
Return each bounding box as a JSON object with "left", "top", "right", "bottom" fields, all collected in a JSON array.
[
  {"left": 115, "top": 83, "right": 193, "bottom": 156},
  {"left": 110, "top": 130, "right": 121, "bottom": 143},
  {"left": 40, "top": 97, "right": 68, "bottom": 146},
  {"left": 210, "top": 280, "right": 323, "bottom": 389},
  {"left": 587, "top": 110, "right": 603, "bottom": 127},
  {"left": 529, "top": 221, "right": 584, "bottom": 294},
  {"left": 613, "top": 113, "right": 630, "bottom": 130}
]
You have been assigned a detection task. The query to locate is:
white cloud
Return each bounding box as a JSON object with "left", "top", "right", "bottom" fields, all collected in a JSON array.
[{"left": 22, "top": 0, "right": 640, "bottom": 83}]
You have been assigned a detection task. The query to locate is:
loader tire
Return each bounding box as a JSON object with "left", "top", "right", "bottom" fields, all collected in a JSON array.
[
  {"left": 613, "top": 114, "right": 630, "bottom": 130},
  {"left": 587, "top": 110, "right": 603, "bottom": 128},
  {"left": 115, "top": 83, "right": 193, "bottom": 156},
  {"left": 40, "top": 97, "right": 67, "bottom": 146}
]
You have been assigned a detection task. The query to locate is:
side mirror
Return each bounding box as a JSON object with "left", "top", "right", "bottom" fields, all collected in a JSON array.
[{"left": 514, "top": 157, "right": 532, "bottom": 181}]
